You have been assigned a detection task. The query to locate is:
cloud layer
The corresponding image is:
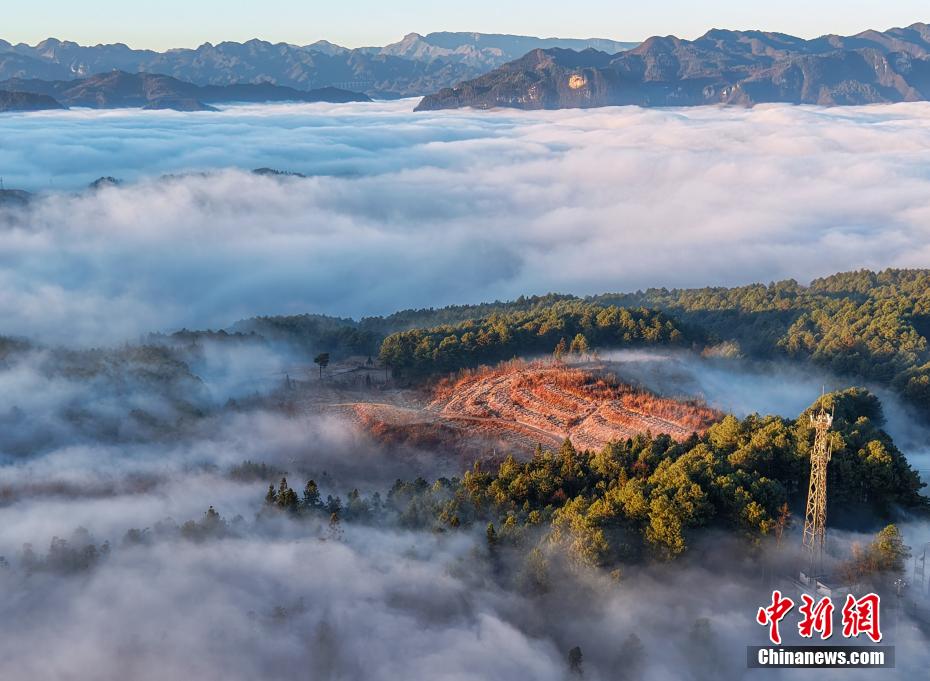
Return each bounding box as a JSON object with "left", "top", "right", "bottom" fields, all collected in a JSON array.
[
  {"left": 4, "top": 101, "right": 930, "bottom": 342},
  {"left": 4, "top": 101, "right": 930, "bottom": 679}
]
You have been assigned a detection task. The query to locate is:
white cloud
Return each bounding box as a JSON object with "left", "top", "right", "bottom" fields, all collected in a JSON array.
[{"left": 3, "top": 101, "right": 930, "bottom": 342}]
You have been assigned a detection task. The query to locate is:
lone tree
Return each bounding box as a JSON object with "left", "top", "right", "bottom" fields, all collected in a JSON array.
[
  {"left": 871, "top": 524, "right": 911, "bottom": 573},
  {"left": 313, "top": 352, "right": 330, "bottom": 378},
  {"left": 486, "top": 522, "right": 498, "bottom": 549},
  {"left": 554, "top": 337, "right": 568, "bottom": 361}
]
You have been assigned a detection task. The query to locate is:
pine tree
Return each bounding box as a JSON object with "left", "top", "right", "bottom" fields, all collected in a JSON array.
[
  {"left": 303, "top": 480, "right": 322, "bottom": 509},
  {"left": 486, "top": 522, "right": 498, "bottom": 548},
  {"left": 328, "top": 513, "right": 343, "bottom": 541},
  {"left": 569, "top": 333, "right": 589, "bottom": 356},
  {"left": 346, "top": 489, "right": 369, "bottom": 520},
  {"left": 370, "top": 491, "right": 383, "bottom": 516},
  {"left": 276, "top": 478, "right": 299, "bottom": 512}
]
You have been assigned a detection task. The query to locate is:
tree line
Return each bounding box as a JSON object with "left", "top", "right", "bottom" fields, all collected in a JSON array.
[{"left": 378, "top": 301, "right": 692, "bottom": 378}]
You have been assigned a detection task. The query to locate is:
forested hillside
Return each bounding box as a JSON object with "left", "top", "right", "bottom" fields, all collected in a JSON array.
[
  {"left": 594, "top": 269, "right": 930, "bottom": 416},
  {"left": 379, "top": 302, "right": 691, "bottom": 378},
  {"left": 366, "top": 269, "right": 930, "bottom": 417}
]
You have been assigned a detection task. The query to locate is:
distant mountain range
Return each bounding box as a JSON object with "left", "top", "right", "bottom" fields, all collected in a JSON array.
[
  {"left": 0, "top": 33, "right": 638, "bottom": 98},
  {"left": 416, "top": 22, "right": 930, "bottom": 110},
  {"left": 12, "top": 24, "right": 930, "bottom": 112},
  {"left": 0, "top": 71, "right": 370, "bottom": 111}
]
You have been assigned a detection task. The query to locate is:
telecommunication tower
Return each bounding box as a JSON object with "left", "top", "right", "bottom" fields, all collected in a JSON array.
[{"left": 802, "top": 395, "right": 834, "bottom": 575}]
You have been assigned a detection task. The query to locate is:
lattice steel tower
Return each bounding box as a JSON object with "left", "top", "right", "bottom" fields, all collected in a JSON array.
[{"left": 802, "top": 397, "right": 834, "bottom": 575}]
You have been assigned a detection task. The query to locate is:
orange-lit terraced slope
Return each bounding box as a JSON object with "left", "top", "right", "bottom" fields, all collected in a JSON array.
[{"left": 427, "top": 361, "right": 721, "bottom": 452}]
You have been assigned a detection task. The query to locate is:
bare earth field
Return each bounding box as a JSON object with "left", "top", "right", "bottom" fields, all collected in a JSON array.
[
  {"left": 430, "top": 361, "right": 720, "bottom": 451},
  {"left": 298, "top": 359, "right": 721, "bottom": 459}
]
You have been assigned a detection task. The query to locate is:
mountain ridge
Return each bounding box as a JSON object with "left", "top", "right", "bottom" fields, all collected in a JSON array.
[
  {"left": 0, "top": 33, "right": 638, "bottom": 98},
  {"left": 0, "top": 71, "right": 370, "bottom": 110},
  {"left": 416, "top": 22, "right": 930, "bottom": 110}
]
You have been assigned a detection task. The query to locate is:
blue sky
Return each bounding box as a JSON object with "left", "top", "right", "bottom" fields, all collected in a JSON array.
[{"left": 6, "top": 0, "right": 929, "bottom": 49}]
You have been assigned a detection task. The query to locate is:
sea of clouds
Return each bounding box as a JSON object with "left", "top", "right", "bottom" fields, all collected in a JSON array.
[
  {"left": 4, "top": 100, "right": 930, "bottom": 679},
  {"left": 4, "top": 100, "right": 930, "bottom": 343}
]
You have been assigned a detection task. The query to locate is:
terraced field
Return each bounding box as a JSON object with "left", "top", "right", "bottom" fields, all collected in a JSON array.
[{"left": 428, "top": 362, "right": 720, "bottom": 452}]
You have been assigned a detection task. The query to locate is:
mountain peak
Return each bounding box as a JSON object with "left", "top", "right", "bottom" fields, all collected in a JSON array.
[
  {"left": 303, "top": 39, "right": 349, "bottom": 55},
  {"left": 630, "top": 34, "right": 683, "bottom": 54}
]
